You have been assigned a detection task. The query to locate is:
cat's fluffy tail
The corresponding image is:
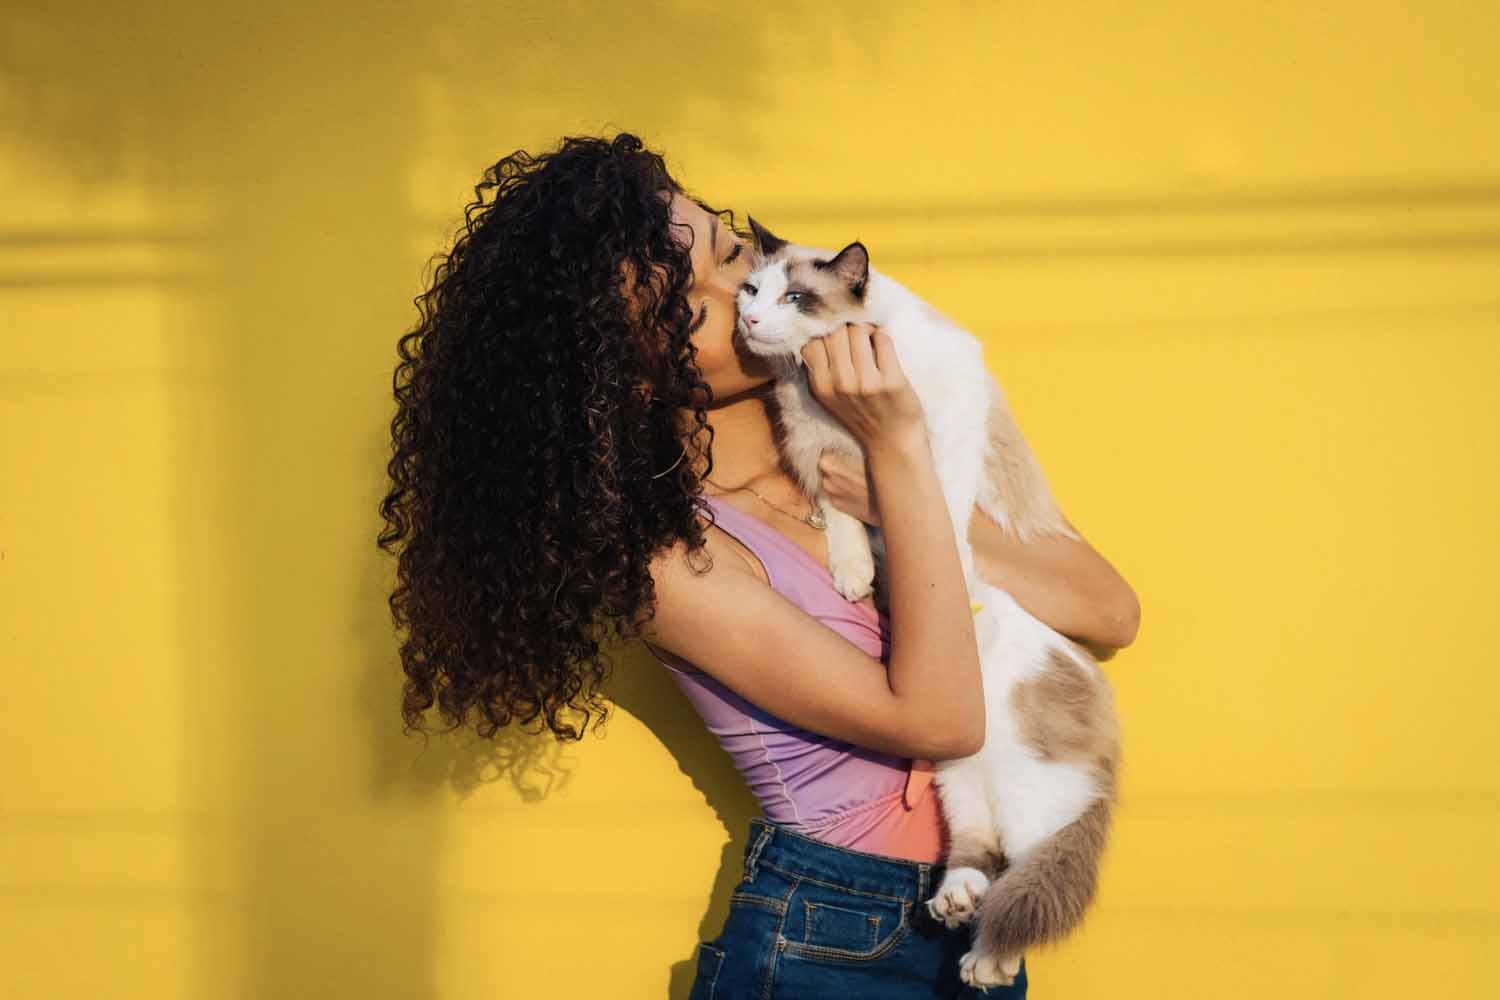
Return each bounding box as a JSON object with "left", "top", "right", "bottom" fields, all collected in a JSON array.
[{"left": 971, "top": 788, "right": 1115, "bottom": 958}]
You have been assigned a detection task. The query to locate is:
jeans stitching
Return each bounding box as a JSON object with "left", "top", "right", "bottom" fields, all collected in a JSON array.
[
  {"left": 694, "top": 942, "right": 725, "bottom": 1000},
  {"left": 783, "top": 899, "right": 911, "bottom": 964},
  {"left": 758, "top": 860, "right": 910, "bottom": 904},
  {"left": 744, "top": 823, "right": 774, "bottom": 881},
  {"left": 759, "top": 874, "right": 800, "bottom": 1000},
  {"left": 804, "top": 899, "right": 880, "bottom": 952},
  {"left": 729, "top": 890, "right": 786, "bottom": 915}
]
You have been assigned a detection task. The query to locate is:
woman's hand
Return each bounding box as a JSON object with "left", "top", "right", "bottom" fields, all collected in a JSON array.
[
  {"left": 818, "top": 450, "right": 881, "bottom": 526},
  {"left": 800, "top": 322, "right": 926, "bottom": 453}
]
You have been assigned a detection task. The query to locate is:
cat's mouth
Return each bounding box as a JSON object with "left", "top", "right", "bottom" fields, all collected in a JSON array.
[{"left": 739, "top": 318, "right": 794, "bottom": 355}]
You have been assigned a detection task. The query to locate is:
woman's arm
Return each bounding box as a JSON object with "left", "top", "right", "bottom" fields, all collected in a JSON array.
[
  {"left": 819, "top": 452, "right": 1140, "bottom": 659},
  {"left": 966, "top": 505, "right": 1139, "bottom": 660},
  {"left": 643, "top": 325, "right": 989, "bottom": 762}
]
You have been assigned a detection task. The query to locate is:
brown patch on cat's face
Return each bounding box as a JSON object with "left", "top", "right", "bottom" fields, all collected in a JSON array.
[
  {"left": 1009, "top": 648, "right": 1119, "bottom": 778},
  {"left": 780, "top": 255, "right": 866, "bottom": 320}
]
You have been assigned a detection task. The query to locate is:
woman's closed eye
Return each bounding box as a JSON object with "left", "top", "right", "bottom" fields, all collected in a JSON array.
[{"left": 687, "top": 242, "right": 748, "bottom": 332}]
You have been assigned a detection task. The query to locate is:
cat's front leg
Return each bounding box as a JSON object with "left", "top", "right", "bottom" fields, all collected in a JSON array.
[{"left": 820, "top": 497, "right": 877, "bottom": 602}]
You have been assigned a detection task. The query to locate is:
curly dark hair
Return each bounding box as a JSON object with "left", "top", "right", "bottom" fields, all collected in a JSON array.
[{"left": 379, "top": 132, "right": 742, "bottom": 745}]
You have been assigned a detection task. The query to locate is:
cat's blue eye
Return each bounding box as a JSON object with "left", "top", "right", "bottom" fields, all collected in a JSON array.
[{"left": 784, "top": 291, "right": 802, "bottom": 304}]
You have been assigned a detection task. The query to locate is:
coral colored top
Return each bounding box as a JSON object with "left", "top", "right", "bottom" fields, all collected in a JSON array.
[{"left": 644, "top": 492, "right": 945, "bottom": 864}]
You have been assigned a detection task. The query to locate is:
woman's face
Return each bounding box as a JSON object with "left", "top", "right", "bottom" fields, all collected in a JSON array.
[{"left": 668, "top": 192, "right": 772, "bottom": 401}]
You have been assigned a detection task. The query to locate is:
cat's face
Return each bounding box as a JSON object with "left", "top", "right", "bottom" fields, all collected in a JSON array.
[{"left": 735, "top": 217, "right": 870, "bottom": 360}]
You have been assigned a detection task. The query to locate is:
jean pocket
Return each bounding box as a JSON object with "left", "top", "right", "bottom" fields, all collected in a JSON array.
[
  {"left": 781, "top": 881, "right": 910, "bottom": 964},
  {"left": 687, "top": 941, "right": 725, "bottom": 1000}
]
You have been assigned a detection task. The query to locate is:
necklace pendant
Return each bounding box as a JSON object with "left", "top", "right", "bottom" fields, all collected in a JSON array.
[{"left": 806, "top": 508, "right": 827, "bottom": 531}]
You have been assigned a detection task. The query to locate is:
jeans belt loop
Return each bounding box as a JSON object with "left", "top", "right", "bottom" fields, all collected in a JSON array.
[{"left": 744, "top": 824, "right": 773, "bottom": 880}]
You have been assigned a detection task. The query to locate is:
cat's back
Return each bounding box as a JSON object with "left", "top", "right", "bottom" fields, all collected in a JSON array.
[{"left": 859, "top": 268, "right": 990, "bottom": 413}]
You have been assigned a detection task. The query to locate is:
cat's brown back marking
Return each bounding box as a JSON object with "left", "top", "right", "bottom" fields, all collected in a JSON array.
[{"left": 1009, "top": 647, "right": 1119, "bottom": 781}]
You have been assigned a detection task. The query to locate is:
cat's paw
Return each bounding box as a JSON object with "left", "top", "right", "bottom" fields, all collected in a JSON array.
[
  {"left": 925, "top": 866, "right": 990, "bottom": 928},
  {"left": 959, "top": 947, "right": 1022, "bottom": 989},
  {"left": 829, "top": 554, "right": 876, "bottom": 603}
]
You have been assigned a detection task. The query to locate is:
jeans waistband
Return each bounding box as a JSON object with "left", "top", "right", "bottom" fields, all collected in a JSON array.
[{"left": 743, "top": 816, "right": 937, "bottom": 904}]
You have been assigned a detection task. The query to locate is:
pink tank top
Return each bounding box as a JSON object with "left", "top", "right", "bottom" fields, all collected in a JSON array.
[{"left": 644, "top": 492, "right": 945, "bottom": 864}]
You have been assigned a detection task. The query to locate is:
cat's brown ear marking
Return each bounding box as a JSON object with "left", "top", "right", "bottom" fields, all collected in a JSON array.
[
  {"left": 747, "top": 216, "right": 788, "bottom": 256},
  {"left": 818, "top": 241, "right": 869, "bottom": 300}
]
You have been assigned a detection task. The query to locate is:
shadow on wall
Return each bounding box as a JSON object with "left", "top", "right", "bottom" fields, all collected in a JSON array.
[
  {"left": 602, "top": 645, "right": 764, "bottom": 994},
  {"left": 368, "top": 636, "right": 760, "bottom": 998},
  {"left": 4, "top": 1, "right": 772, "bottom": 998}
]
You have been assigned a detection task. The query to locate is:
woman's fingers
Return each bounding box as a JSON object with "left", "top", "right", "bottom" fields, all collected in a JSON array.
[
  {"left": 800, "top": 335, "right": 828, "bottom": 384},
  {"left": 797, "top": 321, "right": 923, "bottom": 448},
  {"left": 827, "top": 322, "right": 858, "bottom": 391},
  {"left": 849, "top": 322, "right": 880, "bottom": 386},
  {"left": 870, "top": 326, "right": 905, "bottom": 387},
  {"left": 803, "top": 321, "right": 887, "bottom": 398}
]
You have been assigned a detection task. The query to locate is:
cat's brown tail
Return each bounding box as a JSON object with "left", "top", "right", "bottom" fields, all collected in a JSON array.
[{"left": 970, "top": 791, "right": 1114, "bottom": 959}]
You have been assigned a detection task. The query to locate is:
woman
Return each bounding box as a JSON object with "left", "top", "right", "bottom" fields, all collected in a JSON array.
[{"left": 381, "top": 133, "right": 1139, "bottom": 998}]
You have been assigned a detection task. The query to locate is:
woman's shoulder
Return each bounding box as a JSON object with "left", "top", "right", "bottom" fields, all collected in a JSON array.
[
  {"left": 647, "top": 515, "right": 768, "bottom": 594},
  {"left": 641, "top": 518, "right": 776, "bottom": 670}
]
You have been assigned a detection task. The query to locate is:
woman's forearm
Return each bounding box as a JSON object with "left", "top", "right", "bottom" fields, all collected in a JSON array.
[
  {"left": 817, "top": 449, "right": 1140, "bottom": 659},
  {"left": 968, "top": 504, "right": 1140, "bottom": 657},
  {"left": 867, "top": 431, "right": 987, "bottom": 755}
]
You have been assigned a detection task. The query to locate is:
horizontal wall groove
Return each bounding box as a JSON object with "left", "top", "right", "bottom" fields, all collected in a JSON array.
[
  {"left": 0, "top": 273, "right": 212, "bottom": 288},
  {"left": 975, "top": 298, "right": 1500, "bottom": 332},
  {"left": 0, "top": 886, "right": 238, "bottom": 903},
  {"left": 1090, "top": 904, "right": 1500, "bottom": 929},
  {"left": 758, "top": 181, "right": 1500, "bottom": 221},
  {"left": 0, "top": 229, "right": 216, "bottom": 287},
  {"left": 0, "top": 228, "right": 210, "bottom": 248},
  {"left": 869, "top": 231, "right": 1500, "bottom": 263}
]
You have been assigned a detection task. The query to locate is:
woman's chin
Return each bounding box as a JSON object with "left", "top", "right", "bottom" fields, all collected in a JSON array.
[{"left": 709, "top": 371, "right": 777, "bottom": 404}]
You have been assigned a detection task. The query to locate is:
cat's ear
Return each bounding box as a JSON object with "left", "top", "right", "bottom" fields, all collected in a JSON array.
[
  {"left": 817, "top": 241, "right": 869, "bottom": 300},
  {"left": 747, "top": 215, "right": 788, "bottom": 256}
]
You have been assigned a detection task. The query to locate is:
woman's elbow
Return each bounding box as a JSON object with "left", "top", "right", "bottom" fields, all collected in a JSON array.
[
  {"left": 1092, "top": 586, "right": 1141, "bottom": 657},
  {"left": 1109, "top": 586, "right": 1141, "bottom": 648},
  {"left": 929, "top": 720, "right": 986, "bottom": 761}
]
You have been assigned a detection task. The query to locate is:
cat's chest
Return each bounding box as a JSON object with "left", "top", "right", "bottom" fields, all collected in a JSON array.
[
  {"left": 713, "top": 506, "right": 879, "bottom": 615},
  {"left": 773, "top": 379, "right": 855, "bottom": 440},
  {"left": 770, "top": 522, "right": 882, "bottom": 615}
]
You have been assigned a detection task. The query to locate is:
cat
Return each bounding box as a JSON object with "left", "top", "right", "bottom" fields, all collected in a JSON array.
[{"left": 733, "top": 216, "right": 1122, "bottom": 989}]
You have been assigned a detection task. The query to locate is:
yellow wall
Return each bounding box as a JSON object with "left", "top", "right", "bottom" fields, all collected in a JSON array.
[{"left": 3, "top": 2, "right": 1497, "bottom": 997}]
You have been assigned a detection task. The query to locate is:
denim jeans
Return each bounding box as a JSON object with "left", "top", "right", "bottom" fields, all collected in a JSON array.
[{"left": 689, "top": 817, "right": 1028, "bottom": 999}]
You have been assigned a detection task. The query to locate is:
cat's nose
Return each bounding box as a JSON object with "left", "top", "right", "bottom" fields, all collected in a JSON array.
[{"left": 745, "top": 315, "right": 759, "bottom": 326}]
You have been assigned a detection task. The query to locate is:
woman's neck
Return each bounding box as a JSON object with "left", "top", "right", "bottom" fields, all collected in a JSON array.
[{"left": 681, "top": 385, "right": 788, "bottom": 493}]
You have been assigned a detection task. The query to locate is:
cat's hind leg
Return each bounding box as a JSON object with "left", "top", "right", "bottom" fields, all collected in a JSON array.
[{"left": 925, "top": 757, "right": 1003, "bottom": 929}]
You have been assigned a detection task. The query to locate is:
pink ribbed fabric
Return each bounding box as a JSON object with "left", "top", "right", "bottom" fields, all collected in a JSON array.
[{"left": 644, "top": 493, "right": 945, "bottom": 864}]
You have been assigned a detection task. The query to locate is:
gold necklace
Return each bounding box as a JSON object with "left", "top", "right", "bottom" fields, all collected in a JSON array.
[{"left": 705, "top": 476, "right": 827, "bottom": 531}]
